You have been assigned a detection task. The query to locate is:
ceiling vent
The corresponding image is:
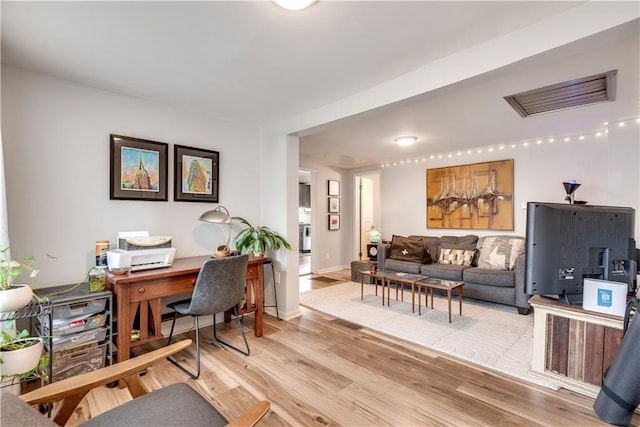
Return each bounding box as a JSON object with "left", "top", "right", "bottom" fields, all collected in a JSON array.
[{"left": 504, "top": 70, "right": 617, "bottom": 118}]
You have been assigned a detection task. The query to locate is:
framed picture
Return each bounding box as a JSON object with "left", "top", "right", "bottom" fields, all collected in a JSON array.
[
  {"left": 328, "top": 197, "right": 340, "bottom": 213},
  {"left": 328, "top": 214, "right": 340, "bottom": 230},
  {"left": 426, "top": 159, "right": 514, "bottom": 230},
  {"left": 328, "top": 179, "right": 340, "bottom": 196},
  {"left": 110, "top": 134, "right": 168, "bottom": 201},
  {"left": 174, "top": 145, "right": 219, "bottom": 202}
]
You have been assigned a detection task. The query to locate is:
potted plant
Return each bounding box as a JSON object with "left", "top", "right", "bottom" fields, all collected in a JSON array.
[
  {"left": 0, "top": 247, "right": 46, "bottom": 313},
  {"left": 0, "top": 327, "right": 47, "bottom": 380},
  {"left": 233, "top": 217, "right": 292, "bottom": 257}
]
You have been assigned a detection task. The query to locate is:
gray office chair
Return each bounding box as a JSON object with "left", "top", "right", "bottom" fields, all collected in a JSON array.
[{"left": 167, "top": 254, "right": 250, "bottom": 379}]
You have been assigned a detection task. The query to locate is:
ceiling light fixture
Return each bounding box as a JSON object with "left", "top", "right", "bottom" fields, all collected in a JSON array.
[
  {"left": 273, "top": 0, "right": 316, "bottom": 11},
  {"left": 393, "top": 136, "right": 418, "bottom": 147}
]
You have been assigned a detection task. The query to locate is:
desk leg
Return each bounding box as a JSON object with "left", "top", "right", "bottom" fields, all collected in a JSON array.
[
  {"left": 255, "top": 274, "right": 264, "bottom": 337},
  {"left": 116, "top": 296, "right": 132, "bottom": 365},
  {"left": 447, "top": 290, "right": 452, "bottom": 323},
  {"left": 360, "top": 276, "right": 364, "bottom": 300},
  {"left": 458, "top": 287, "right": 463, "bottom": 316}
]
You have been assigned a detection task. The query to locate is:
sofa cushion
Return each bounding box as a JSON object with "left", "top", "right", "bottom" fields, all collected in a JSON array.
[
  {"left": 82, "top": 382, "right": 227, "bottom": 427},
  {"left": 438, "top": 248, "right": 475, "bottom": 266},
  {"left": 476, "top": 236, "right": 525, "bottom": 270},
  {"left": 419, "top": 263, "right": 465, "bottom": 281},
  {"left": 385, "top": 258, "right": 422, "bottom": 274},
  {"left": 463, "top": 267, "right": 515, "bottom": 288},
  {"left": 409, "top": 235, "right": 439, "bottom": 263},
  {"left": 389, "top": 235, "right": 424, "bottom": 263},
  {"left": 439, "top": 235, "right": 478, "bottom": 250}
]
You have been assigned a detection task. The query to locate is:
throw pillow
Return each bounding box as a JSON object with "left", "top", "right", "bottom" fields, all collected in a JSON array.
[
  {"left": 438, "top": 248, "right": 475, "bottom": 266},
  {"left": 389, "top": 235, "right": 424, "bottom": 263},
  {"left": 477, "top": 236, "right": 525, "bottom": 270}
]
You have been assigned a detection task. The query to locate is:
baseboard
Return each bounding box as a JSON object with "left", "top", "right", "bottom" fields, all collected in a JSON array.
[
  {"left": 160, "top": 314, "right": 214, "bottom": 337},
  {"left": 265, "top": 306, "right": 302, "bottom": 320},
  {"left": 316, "top": 264, "right": 350, "bottom": 275}
]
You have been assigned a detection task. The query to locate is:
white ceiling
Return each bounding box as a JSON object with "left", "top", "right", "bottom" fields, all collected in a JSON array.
[{"left": 2, "top": 2, "right": 639, "bottom": 169}]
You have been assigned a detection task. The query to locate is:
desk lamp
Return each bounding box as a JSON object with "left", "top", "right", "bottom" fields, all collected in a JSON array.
[{"left": 199, "top": 206, "right": 232, "bottom": 257}]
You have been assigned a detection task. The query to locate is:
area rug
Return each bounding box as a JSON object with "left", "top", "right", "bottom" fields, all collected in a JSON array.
[{"left": 300, "top": 281, "right": 557, "bottom": 389}]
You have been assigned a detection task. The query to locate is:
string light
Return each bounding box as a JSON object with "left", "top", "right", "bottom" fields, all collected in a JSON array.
[{"left": 378, "top": 117, "right": 638, "bottom": 167}]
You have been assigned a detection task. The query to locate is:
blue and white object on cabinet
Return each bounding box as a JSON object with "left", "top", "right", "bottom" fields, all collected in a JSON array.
[{"left": 582, "top": 278, "right": 628, "bottom": 316}]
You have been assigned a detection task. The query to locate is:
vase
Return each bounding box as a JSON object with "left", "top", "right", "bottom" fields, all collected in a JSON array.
[
  {"left": 0, "top": 337, "right": 43, "bottom": 377},
  {"left": 0, "top": 285, "right": 34, "bottom": 313}
]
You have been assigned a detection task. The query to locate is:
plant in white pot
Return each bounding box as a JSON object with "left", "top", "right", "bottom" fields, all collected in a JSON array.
[
  {"left": 0, "top": 247, "right": 55, "bottom": 313},
  {"left": 233, "top": 217, "right": 292, "bottom": 257},
  {"left": 0, "top": 327, "right": 46, "bottom": 380},
  {"left": 0, "top": 247, "right": 38, "bottom": 313}
]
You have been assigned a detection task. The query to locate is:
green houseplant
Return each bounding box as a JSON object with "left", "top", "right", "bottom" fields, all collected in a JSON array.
[
  {"left": 0, "top": 247, "right": 53, "bottom": 381},
  {"left": 0, "top": 327, "right": 47, "bottom": 380},
  {"left": 233, "top": 217, "right": 292, "bottom": 257},
  {"left": 0, "top": 247, "right": 45, "bottom": 313}
]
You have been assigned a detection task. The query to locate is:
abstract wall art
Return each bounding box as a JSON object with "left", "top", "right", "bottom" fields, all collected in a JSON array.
[{"left": 426, "top": 159, "right": 514, "bottom": 230}]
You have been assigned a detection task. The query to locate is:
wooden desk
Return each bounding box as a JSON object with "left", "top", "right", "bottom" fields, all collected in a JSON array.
[{"left": 106, "top": 255, "right": 269, "bottom": 365}]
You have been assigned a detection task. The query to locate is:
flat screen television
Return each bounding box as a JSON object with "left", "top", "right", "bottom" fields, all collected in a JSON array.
[{"left": 525, "top": 202, "right": 637, "bottom": 305}]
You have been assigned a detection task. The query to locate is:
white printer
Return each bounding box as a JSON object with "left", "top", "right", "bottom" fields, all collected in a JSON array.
[{"left": 107, "top": 231, "right": 176, "bottom": 272}]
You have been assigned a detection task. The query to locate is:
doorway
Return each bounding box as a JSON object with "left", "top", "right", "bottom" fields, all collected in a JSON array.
[
  {"left": 298, "top": 170, "right": 312, "bottom": 276},
  {"left": 354, "top": 171, "right": 381, "bottom": 260}
]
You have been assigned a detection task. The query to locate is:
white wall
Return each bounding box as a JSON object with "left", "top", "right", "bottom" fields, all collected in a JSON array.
[
  {"left": 380, "top": 133, "right": 615, "bottom": 240},
  {"left": 299, "top": 161, "right": 352, "bottom": 273},
  {"left": 2, "top": 66, "right": 261, "bottom": 287},
  {"left": 608, "top": 119, "right": 640, "bottom": 244}
]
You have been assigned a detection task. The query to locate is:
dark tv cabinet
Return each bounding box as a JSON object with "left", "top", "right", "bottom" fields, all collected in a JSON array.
[{"left": 529, "top": 295, "right": 624, "bottom": 398}]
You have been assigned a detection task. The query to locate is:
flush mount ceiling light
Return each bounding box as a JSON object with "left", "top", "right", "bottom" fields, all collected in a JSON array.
[
  {"left": 273, "top": 0, "right": 317, "bottom": 11},
  {"left": 504, "top": 70, "right": 617, "bottom": 118},
  {"left": 394, "top": 136, "right": 418, "bottom": 147}
]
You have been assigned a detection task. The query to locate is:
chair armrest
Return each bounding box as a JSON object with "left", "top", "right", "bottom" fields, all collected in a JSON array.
[
  {"left": 227, "top": 400, "right": 271, "bottom": 427},
  {"left": 20, "top": 339, "right": 192, "bottom": 406}
]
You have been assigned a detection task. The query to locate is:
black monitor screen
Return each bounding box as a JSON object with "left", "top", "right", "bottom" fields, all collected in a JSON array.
[{"left": 525, "top": 202, "right": 636, "bottom": 304}]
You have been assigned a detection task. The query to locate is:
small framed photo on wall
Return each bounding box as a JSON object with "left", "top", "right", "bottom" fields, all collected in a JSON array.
[
  {"left": 328, "top": 197, "right": 340, "bottom": 213},
  {"left": 328, "top": 179, "right": 340, "bottom": 196},
  {"left": 328, "top": 214, "right": 340, "bottom": 230}
]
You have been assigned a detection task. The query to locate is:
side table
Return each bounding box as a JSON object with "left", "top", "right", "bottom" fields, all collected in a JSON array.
[{"left": 351, "top": 260, "right": 375, "bottom": 283}]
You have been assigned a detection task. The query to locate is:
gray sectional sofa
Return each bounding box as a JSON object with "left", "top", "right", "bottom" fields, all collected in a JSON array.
[{"left": 376, "top": 234, "right": 530, "bottom": 314}]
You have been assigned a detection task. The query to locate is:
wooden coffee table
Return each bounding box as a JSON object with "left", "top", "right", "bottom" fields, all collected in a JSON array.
[
  {"left": 415, "top": 278, "right": 464, "bottom": 323},
  {"left": 360, "top": 270, "right": 428, "bottom": 312}
]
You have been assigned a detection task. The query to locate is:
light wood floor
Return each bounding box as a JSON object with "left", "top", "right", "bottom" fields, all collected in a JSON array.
[{"left": 63, "top": 271, "right": 637, "bottom": 426}]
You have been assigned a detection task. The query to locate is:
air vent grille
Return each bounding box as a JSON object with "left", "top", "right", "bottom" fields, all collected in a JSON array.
[{"left": 504, "top": 70, "right": 617, "bottom": 118}]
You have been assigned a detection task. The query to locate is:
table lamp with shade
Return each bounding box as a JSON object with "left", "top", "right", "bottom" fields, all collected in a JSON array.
[{"left": 199, "top": 206, "right": 233, "bottom": 257}]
